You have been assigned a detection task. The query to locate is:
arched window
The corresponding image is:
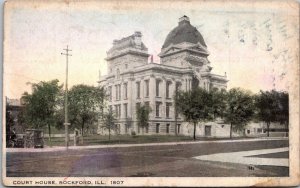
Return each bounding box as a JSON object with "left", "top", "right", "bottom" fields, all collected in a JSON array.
[{"left": 116, "top": 68, "right": 120, "bottom": 79}]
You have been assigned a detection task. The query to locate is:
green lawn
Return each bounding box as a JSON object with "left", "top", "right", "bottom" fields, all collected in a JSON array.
[{"left": 44, "top": 134, "right": 195, "bottom": 147}]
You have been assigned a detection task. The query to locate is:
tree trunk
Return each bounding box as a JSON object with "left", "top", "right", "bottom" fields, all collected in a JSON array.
[
  {"left": 174, "top": 107, "right": 178, "bottom": 136},
  {"left": 230, "top": 123, "right": 232, "bottom": 139},
  {"left": 81, "top": 120, "right": 85, "bottom": 144},
  {"left": 193, "top": 122, "right": 197, "bottom": 140},
  {"left": 81, "top": 121, "right": 84, "bottom": 136},
  {"left": 48, "top": 124, "right": 52, "bottom": 145},
  {"left": 108, "top": 125, "right": 111, "bottom": 141},
  {"left": 267, "top": 122, "right": 270, "bottom": 137}
]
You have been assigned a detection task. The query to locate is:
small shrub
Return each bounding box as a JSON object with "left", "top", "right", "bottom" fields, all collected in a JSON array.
[{"left": 131, "top": 131, "right": 137, "bottom": 137}]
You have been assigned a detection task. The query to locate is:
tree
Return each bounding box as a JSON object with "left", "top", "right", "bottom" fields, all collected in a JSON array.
[
  {"left": 136, "top": 104, "right": 152, "bottom": 134},
  {"left": 255, "top": 90, "right": 289, "bottom": 137},
  {"left": 102, "top": 108, "right": 116, "bottom": 141},
  {"left": 224, "top": 88, "right": 255, "bottom": 138},
  {"left": 68, "top": 84, "right": 105, "bottom": 137},
  {"left": 210, "top": 88, "right": 227, "bottom": 119},
  {"left": 21, "top": 79, "right": 63, "bottom": 142},
  {"left": 276, "top": 92, "right": 289, "bottom": 136},
  {"left": 175, "top": 87, "right": 214, "bottom": 140}
]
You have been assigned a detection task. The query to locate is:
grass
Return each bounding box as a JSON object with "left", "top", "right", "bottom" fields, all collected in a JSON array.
[{"left": 44, "top": 134, "right": 195, "bottom": 147}]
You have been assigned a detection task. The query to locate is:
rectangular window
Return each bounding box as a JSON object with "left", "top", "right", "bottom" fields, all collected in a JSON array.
[
  {"left": 136, "top": 82, "right": 140, "bottom": 99},
  {"left": 177, "top": 124, "right": 181, "bottom": 133},
  {"left": 115, "top": 105, "right": 118, "bottom": 118},
  {"left": 136, "top": 102, "right": 141, "bottom": 111},
  {"left": 124, "top": 103, "right": 128, "bottom": 118},
  {"left": 166, "top": 103, "right": 171, "bottom": 118},
  {"left": 145, "top": 101, "right": 150, "bottom": 109},
  {"left": 156, "top": 123, "right": 160, "bottom": 133},
  {"left": 176, "top": 82, "right": 181, "bottom": 92},
  {"left": 156, "top": 80, "right": 160, "bottom": 97},
  {"left": 124, "top": 83, "right": 127, "bottom": 99},
  {"left": 118, "top": 104, "right": 121, "bottom": 118},
  {"left": 125, "top": 124, "right": 128, "bottom": 134},
  {"left": 118, "top": 84, "right": 121, "bottom": 100},
  {"left": 166, "top": 124, "right": 170, "bottom": 133},
  {"left": 156, "top": 102, "right": 160, "bottom": 117},
  {"left": 145, "top": 80, "right": 149, "bottom": 97},
  {"left": 108, "top": 86, "right": 112, "bottom": 101},
  {"left": 166, "top": 81, "right": 171, "bottom": 98},
  {"left": 115, "top": 85, "right": 118, "bottom": 100},
  {"left": 145, "top": 123, "right": 149, "bottom": 133}
]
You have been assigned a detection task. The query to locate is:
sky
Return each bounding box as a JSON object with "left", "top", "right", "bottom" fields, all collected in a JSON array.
[{"left": 3, "top": 0, "right": 299, "bottom": 99}]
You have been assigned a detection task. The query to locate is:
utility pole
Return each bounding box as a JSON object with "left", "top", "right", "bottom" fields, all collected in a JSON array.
[{"left": 61, "top": 45, "right": 72, "bottom": 149}]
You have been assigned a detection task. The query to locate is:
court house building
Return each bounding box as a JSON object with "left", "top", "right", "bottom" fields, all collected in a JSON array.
[{"left": 98, "top": 16, "right": 228, "bottom": 137}]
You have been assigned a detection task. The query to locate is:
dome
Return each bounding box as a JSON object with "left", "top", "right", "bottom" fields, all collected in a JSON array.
[{"left": 162, "top": 16, "right": 207, "bottom": 49}]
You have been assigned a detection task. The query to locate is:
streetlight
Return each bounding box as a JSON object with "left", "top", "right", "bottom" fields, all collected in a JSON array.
[{"left": 61, "top": 45, "right": 72, "bottom": 149}]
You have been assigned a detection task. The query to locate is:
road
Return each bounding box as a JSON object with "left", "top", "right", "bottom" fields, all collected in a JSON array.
[{"left": 6, "top": 139, "right": 289, "bottom": 177}]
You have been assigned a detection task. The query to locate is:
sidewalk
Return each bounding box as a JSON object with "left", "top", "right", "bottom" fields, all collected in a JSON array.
[{"left": 5, "top": 137, "right": 288, "bottom": 153}]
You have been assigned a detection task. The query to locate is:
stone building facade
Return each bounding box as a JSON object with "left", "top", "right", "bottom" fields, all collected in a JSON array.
[{"left": 98, "top": 16, "right": 228, "bottom": 136}]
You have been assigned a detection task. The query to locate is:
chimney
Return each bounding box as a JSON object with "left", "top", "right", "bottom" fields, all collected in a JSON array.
[{"left": 134, "top": 31, "right": 142, "bottom": 47}]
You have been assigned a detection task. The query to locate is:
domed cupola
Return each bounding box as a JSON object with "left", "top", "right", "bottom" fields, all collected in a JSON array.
[
  {"left": 158, "top": 16, "right": 210, "bottom": 68},
  {"left": 161, "top": 15, "right": 207, "bottom": 49}
]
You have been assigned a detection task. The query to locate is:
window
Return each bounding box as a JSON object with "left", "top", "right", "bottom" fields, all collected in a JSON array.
[
  {"left": 156, "top": 102, "right": 160, "bottom": 117},
  {"left": 145, "top": 80, "right": 149, "bottom": 97},
  {"left": 116, "top": 68, "right": 120, "bottom": 79},
  {"left": 125, "top": 124, "right": 128, "bottom": 134},
  {"left": 136, "top": 102, "right": 141, "bottom": 111},
  {"left": 166, "top": 124, "right": 170, "bottom": 133},
  {"left": 156, "top": 80, "right": 160, "bottom": 97},
  {"left": 145, "top": 123, "right": 149, "bottom": 133},
  {"left": 176, "top": 82, "right": 181, "bottom": 92},
  {"left": 125, "top": 64, "right": 128, "bottom": 69},
  {"left": 115, "top": 85, "right": 121, "bottom": 101},
  {"left": 136, "top": 82, "right": 140, "bottom": 99},
  {"left": 115, "top": 105, "right": 118, "bottom": 118},
  {"left": 156, "top": 123, "right": 160, "bottom": 133},
  {"left": 166, "top": 81, "right": 171, "bottom": 98},
  {"left": 124, "top": 83, "right": 128, "bottom": 99},
  {"left": 177, "top": 124, "right": 181, "bottom": 133},
  {"left": 145, "top": 101, "right": 150, "bottom": 109},
  {"left": 166, "top": 103, "right": 171, "bottom": 118},
  {"left": 118, "top": 84, "right": 121, "bottom": 100},
  {"left": 115, "top": 85, "right": 118, "bottom": 100},
  {"left": 114, "top": 105, "right": 121, "bottom": 119},
  {"left": 108, "top": 86, "right": 112, "bottom": 101},
  {"left": 124, "top": 103, "right": 128, "bottom": 118}
]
